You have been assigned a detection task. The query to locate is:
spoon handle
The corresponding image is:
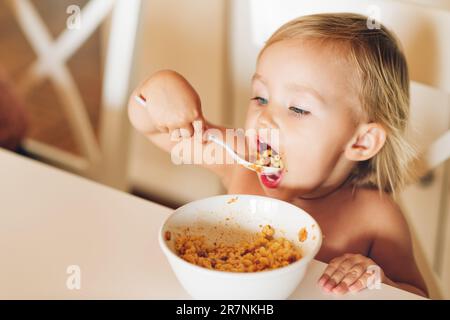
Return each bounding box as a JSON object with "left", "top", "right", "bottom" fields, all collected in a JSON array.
[
  {"left": 207, "top": 134, "right": 248, "bottom": 165},
  {"left": 134, "top": 95, "right": 147, "bottom": 107}
]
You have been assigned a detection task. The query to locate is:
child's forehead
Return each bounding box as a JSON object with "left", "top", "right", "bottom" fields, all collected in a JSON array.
[
  {"left": 256, "top": 39, "right": 359, "bottom": 91},
  {"left": 255, "top": 38, "right": 363, "bottom": 118},
  {"left": 258, "top": 38, "right": 353, "bottom": 73}
]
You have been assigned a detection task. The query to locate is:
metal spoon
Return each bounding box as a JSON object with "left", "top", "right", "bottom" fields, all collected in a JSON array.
[{"left": 207, "top": 134, "right": 282, "bottom": 175}]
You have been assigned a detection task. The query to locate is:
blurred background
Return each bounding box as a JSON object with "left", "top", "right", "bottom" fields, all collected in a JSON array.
[{"left": 0, "top": 0, "right": 449, "bottom": 298}]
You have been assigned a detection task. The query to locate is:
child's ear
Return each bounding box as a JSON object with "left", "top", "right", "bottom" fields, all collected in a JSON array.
[{"left": 345, "top": 123, "right": 386, "bottom": 161}]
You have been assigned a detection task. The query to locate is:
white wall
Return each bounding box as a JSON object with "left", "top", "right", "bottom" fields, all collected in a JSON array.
[{"left": 406, "top": 0, "right": 450, "bottom": 10}]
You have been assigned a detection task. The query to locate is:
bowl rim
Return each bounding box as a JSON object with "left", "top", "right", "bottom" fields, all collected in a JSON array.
[{"left": 158, "top": 194, "right": 322, "bottom": 279}]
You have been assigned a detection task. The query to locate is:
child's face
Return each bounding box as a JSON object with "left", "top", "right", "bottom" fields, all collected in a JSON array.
[{"left": 245, "top": 39, "right": 364, "bottom": 200}]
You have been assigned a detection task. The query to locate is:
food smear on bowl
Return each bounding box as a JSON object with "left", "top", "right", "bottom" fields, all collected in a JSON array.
[
  {"left": 226, "top": 196, "right": 238, "bottom": 204},
  {"left": 170, "top": 224, "right": 302, "bottom": 272},
  {"left": 298, "top": 227, "right": 308, "bottom": 242}
]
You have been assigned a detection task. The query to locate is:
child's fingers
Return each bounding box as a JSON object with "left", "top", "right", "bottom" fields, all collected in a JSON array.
[
  {"left": 321, "top": 258, "right": 356, "bottom": 291},
  {"left": 319, "top": 254, "right": 383, "bottom": 295},
  {"left": 342, "top": 264, "right": 366, "bottom": 287},
  {"left": 318, "top": 266, "right": 336, "bottom": 287},
  {"left": 331, "top": 282, "right": 349, "bottom": 295},
  {"left": 349, "top": 271, "right": 373, "bottom": 292},
  {"left": 179, "top": 124, "right": 195, "bottom": 139},
  {"left": 170, "top": 128, "right": 183, "bottom": 141},
  {"left": 318, "top": 274, "right": 330, "bottom": 287},
  {"left": 193, "top": 118, "right": 209, "bottom": 143},
  {"left": 318, "top": 256, "right": 346, "bottom": 286},
  {"left": 169, "top": 123, "right": 194, "bottom": 141},
  {"left": 332, "top": 264, "right": 366, "bottom": 294},
  {"left": 322, "top": 269, "right": 346, "bottom": 292}
]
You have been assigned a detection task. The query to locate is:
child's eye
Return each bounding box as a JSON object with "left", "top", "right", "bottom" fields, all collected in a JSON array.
[
  {"left": 251, "top": 96, "right": 268, "bottom": 106},
  {"left": 289, "top": 106, "right": 310, "bottom": 116}
]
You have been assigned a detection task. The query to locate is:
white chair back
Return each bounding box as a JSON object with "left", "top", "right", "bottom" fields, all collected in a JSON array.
[{"left": 7, "top": 0, "right": 141, "bottom": 189}]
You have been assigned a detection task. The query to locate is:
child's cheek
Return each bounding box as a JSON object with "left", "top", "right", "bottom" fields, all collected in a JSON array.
[{"left": 282, "top": 152, "right": 324, "bottom": 188}]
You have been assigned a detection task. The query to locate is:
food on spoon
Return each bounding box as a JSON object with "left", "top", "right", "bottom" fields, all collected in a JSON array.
[{"left": 255, "top": 141, "right": 284, "bottom": 170}]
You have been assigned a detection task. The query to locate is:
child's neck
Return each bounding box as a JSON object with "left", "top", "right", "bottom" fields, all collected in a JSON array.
[{"left": 297, "top": 174, "right": 354, "bottom": 201}]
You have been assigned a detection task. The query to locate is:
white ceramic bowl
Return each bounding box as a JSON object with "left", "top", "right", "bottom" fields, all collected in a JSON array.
[{"left": 159, "top": 194, "right": 322, "bottom": 300}]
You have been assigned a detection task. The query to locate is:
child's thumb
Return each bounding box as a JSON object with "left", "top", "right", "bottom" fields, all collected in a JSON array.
[{"left": 192, "top": 117, "right": 209, "bottom": 143}]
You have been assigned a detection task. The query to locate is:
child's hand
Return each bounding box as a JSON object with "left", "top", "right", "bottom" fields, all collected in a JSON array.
[
  {"left": 318, "top": 253, "right": 385, "bottom": 294},
  {"left": 129, "top": 70, "right": 206, "bottom": 140}
]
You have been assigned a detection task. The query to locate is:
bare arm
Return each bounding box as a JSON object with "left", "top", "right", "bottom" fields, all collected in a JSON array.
[
  {"left": 318, "top": 191, "right": 428, "bottom": 297},
  {"left": 127, "top": 70, "right": 238, "bottom": 186},
  {"left": 368, "top": 198, "right": 428, "bottom": 297}
]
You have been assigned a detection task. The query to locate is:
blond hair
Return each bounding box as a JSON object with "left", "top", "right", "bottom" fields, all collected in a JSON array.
[{"left": 261, "top": 13, "right": 416, "bottom": 194}]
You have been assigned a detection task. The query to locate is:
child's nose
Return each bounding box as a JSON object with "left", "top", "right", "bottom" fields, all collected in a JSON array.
[{"left": 258, "top": 108, "right": 278, "bottom": 129}]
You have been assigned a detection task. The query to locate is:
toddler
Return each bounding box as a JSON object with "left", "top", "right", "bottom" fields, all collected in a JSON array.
[{"left": 128, "top": 13, "right": 427, "bottom": 297}]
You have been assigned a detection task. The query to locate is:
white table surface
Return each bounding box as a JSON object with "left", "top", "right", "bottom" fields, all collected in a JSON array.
[{"left": 0, "top": 149, "right": 424, "bottom": 300}]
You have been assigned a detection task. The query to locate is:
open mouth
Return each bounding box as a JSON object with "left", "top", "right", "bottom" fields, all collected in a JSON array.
[{"left": 256, "top": 138, "right": 284, "bottom": 188}]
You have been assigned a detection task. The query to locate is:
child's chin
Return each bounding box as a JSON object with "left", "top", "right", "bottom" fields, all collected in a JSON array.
[
  {"left": 258, "top": 175, "right": 303, "bottom": 200},
  {"left": 260, "top": 187, "right": 293, "bottom": 201}
]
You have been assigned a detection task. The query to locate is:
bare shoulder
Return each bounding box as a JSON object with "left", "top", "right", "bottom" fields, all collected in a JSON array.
[
  {"left": 352, "top": 188, "right": 427, "bottom": 295},
  {"left": 350, "top": 187, "right": 410, "bottom": 236}
]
